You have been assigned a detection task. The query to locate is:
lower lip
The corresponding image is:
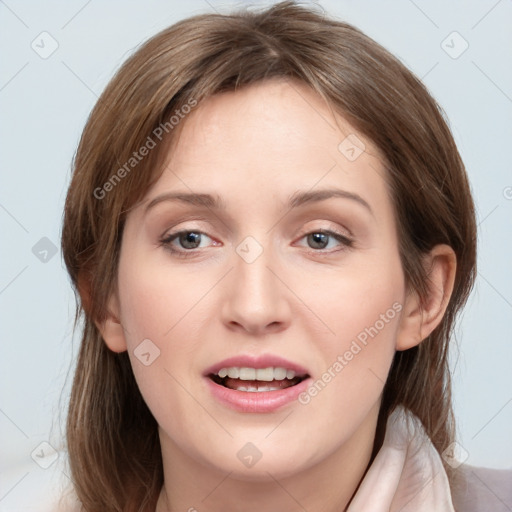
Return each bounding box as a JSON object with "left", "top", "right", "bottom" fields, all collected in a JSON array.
[{"left": 205, "top": 377, "right": 311, "bottom": 413}]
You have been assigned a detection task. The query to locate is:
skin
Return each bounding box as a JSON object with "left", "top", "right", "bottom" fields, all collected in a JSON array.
[{"left": 97, "top": 79, "right": 456, "bottom": 511}]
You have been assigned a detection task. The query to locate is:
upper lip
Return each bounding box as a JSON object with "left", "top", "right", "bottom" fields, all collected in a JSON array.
[{"left": 203, "top": 354, "right": 310, "bottom": 377}]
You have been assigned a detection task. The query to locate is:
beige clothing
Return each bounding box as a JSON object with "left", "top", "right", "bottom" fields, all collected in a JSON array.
[{"left": 348, "top": 406, "right": 512, "bottom": 512}]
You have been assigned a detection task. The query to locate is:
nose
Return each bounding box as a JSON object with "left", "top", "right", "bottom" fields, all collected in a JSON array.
[{"left": 220, "top": 244, "right": 292, "bottom": 336}]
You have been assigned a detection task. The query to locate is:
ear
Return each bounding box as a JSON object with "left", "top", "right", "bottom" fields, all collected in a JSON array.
[
  {"left": 95, "top": 293, "right": 128, "bottom": 353},
  {"left": 396, "top": 244, "right": 457, "bottom": 351},
  {"left": 77, "top": 273, "right": 127, "bottom": 353}
]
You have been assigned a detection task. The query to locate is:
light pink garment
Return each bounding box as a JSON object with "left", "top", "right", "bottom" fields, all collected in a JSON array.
[{"left": 348, "top": 406, "right": 512, "bottom": 512}]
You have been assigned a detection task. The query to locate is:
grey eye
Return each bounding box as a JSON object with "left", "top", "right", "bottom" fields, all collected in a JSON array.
[
  {"left": 178, "top": 232, "right": 202, "bottom": 249},
  {"left": 307, "top": 232, "right": 329, "bottom": 249}
]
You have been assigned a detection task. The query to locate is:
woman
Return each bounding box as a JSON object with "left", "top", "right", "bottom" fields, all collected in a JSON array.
[{"left": 59, "top": 2, "right": 510, "bottom": 510}]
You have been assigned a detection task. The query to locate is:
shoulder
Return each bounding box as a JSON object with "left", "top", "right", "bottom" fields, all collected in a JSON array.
[{"left": 451, "top": 464, "right": 512, "bottom": 512}]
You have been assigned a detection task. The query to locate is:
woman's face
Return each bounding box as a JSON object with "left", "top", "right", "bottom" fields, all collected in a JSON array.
[{"left": 112, "top": 79, "right": 409, "bottom": 479}]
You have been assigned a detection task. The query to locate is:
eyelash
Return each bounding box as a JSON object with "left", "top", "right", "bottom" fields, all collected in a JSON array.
[{"left": 159, "top": 228, "right": 354, "bottom": 259}]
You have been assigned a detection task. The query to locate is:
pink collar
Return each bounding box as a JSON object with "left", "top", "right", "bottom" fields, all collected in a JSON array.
[{"left": 348, "top": 406, "right": 455, "bottom": 511}]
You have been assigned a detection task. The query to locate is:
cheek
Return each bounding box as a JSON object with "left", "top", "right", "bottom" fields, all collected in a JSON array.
[
  {"left": 115, "top": 260, "right": 209, "bottom": 432},
  {"left": 116, "top": 254, "right": 212, "bottom": 347},
  {"left": 295, "top": 252, "right": 404, "bottom": 403},
  {"left": 114, "top": 252, "right": 202, "bottom": 393},
  {"left": 302, "top": 252, "right": 404, "bottom": 345}
]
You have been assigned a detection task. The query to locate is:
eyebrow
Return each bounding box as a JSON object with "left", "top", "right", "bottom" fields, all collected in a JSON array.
[{"left": 145, "top": 188, "right": 373, "bottom": 216}]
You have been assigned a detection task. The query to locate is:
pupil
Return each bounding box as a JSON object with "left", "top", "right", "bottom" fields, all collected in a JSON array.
[
  {"left": 308, "top": 232, "right": 328, "bottom": 249},
  {"left": 180, "top": 232, "right": 201, "bottom": 249}
]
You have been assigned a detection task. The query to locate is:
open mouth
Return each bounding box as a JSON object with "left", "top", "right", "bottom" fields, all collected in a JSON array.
[{"left": 209, "top": 366, "right": 309, "bottom": 392}]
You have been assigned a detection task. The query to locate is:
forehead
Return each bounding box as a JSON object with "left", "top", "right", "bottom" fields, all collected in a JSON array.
[
  {"left": 146, "top": 79, "right": 389, "bottom": 213},
  {"left": 169, "top": 80, "right": 379, "bottom": 160}
]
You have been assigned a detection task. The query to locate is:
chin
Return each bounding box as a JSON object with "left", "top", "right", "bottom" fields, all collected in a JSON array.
[
  {"left": 193, "top": 438, "right": 323, "bottom": 482},
  {"left": 214, "top": 457, "right": 309, "bottom": 482}
]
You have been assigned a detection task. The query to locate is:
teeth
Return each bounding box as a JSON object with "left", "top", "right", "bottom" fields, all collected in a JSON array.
[
  {"left": 215, "top": 366, "right": 300, "bottom": 381},
  {"left": 239, "top": 367, "right": 256, "bottom": 380},
  {"left": 274, "top": 367, "right": 287, "bottom": 380},
  {"left": 255, "top": 368, "right": 273, "bottom": 381},
  {"left": 235, "top": 385, "right": 283, "bottom": 392},
  {"left": 227, "top": 368, "right": 239, "bottom": 378}
]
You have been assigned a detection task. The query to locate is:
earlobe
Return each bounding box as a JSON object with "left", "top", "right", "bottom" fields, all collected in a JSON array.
[
  {"left": 77, "top": 272, "right": 127, "bottom": 353},
  {"left": 396, "top": 244, "right": 457, "bottom": 351}
]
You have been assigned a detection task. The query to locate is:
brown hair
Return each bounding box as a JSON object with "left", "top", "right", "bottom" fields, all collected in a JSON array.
[{"left": 61, "top": 2, "right": 477, "bottom": 510}]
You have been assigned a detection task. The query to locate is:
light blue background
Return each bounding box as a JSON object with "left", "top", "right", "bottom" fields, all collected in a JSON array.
[{"left": 1, "top": 0, "right": 511, "bottom": 508}]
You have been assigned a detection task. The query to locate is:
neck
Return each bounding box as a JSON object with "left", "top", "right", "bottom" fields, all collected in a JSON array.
[{"left": 156, "top": 402, "right": 380, "bottom": 512}]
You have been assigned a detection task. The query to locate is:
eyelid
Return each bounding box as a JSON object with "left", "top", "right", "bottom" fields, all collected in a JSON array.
[
  {"left": 294, "top": 218, "right": 353, "bottom": 242},
  {"left": 159, "top": 229, "right": 219, "bottom": 259},
  {"left": 293, "top": 228, "right": 354, "bottom": 252},
  {"left": 159, "top": 225, "right": 354, "bottom": 260},
  {"left": 160, "top": 228, "right": 217, "bottom": 247}
]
